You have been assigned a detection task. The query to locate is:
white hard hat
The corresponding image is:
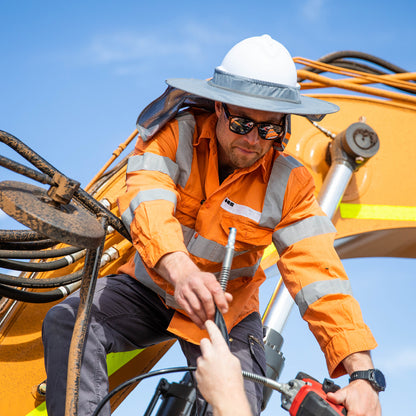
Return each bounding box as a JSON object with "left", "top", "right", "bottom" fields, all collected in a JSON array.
[
  {"left": 166, "top": 34, "right": 338, "bottom": 117},
  {"left": 217, "top": 35, "right": 298, "bottom": 88}
]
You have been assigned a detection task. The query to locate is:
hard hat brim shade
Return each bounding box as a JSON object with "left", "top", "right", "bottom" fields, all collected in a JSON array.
[{"left": 166, "top": 75, "right": 339, "bottom": 117}]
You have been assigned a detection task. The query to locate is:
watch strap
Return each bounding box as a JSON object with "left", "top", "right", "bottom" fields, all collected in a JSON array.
[{"left": 349, "top": 370, "right": 371, "bottom": 382}]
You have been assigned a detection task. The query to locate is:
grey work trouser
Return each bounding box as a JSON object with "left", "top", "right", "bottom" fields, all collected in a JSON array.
[{"left": 42, "top": 274, "right": 266, "bottom": 416}]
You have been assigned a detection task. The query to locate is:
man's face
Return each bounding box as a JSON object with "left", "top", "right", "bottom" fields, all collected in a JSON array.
[{"left": 214, "top": 101, "right": 284, "bottom": 170}]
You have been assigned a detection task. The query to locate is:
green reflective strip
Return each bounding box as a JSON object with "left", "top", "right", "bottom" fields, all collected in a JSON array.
[
  {"left": 25, "top": 349, "right": 143, "bottom": 416},
  {"left": 107, "top": 349, "right": 142, "bottom": 376},
  {"left": 340, "top": 203, "right": 416, "bottom": 221},
  {"left": 26, "top": 402, "right": 47, "bottom": 415}
]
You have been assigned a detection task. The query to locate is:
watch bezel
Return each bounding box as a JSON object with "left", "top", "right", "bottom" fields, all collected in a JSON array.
[{"left": 370, "top": 369, "right": 386, "bottom": 392}]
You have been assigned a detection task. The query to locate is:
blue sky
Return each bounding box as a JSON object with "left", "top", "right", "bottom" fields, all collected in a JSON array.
[{"left": 1, "top": 1, "right": 415, "bottom": 415}]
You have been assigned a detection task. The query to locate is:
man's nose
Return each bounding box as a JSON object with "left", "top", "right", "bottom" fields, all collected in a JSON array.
[{"left": 243, "top": 128, "right": 260, "bottom": 144}]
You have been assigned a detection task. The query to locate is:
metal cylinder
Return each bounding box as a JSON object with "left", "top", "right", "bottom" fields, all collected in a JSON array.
[
  {"left": 260, "top": 121, "right": 380, "bottom": 410},
  {"left": 262, "top": 280, "right": 294, "bottom": 334},
  {"left": 317, "top": 162, "right": 354, "bottom": 218}
]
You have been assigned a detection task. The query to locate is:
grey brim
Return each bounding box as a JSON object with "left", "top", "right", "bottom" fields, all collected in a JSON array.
[{"left": 166, "top": 78, "right": 339, "bottom": 116}]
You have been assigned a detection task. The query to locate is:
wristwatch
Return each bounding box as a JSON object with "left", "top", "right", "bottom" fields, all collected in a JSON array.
[{"left": 349, "top": 369, "right": 386, "bottom": 392}]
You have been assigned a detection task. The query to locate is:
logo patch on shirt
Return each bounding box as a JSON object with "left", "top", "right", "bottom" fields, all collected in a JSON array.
[{"left": 221, "top": 198, "right": 261, "bottom": 223}]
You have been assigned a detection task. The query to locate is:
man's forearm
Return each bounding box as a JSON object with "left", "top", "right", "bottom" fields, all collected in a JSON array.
[
  {"left": 342, "top": 350, "right": 374, "bottom": 375},
  {"left": 154, "top": 251, "right": 199, "bottom": 285}
]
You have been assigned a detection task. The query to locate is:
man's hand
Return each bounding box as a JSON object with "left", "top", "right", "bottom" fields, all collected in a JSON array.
[
  {"left": 326, "top": 351, "right": 382, "bottom": 416},
  {"left": 155, "top": 252, "right": 232, "bottom": 328},
  {"left": 327, "top": 380, "right": 381, "bottom": 416},
  {"left": 195, "top": 320, "right": 252, "bottom": 416}
]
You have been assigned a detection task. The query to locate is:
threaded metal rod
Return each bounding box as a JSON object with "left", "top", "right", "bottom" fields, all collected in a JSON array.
[{"left": 218, "top": 227, "right": 236, "bottom": 291}]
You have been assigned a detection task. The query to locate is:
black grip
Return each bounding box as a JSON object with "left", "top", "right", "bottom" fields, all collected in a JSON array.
[
  {"left": 214, "top": 307, "right": 230, "bottom": 346},
  {"left": 295, "top": 391, "right": 346, "bottom": 416},
  {"left": 322, "top": 378, "right": 341, "bottom": 394}
]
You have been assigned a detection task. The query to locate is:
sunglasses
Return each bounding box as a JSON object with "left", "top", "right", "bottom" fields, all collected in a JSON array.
[{"left": 222, "top": 103, "right": 286, "bottom": 142}]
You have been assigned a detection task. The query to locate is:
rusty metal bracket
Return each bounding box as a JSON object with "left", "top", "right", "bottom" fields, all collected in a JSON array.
[{"left": 47, "top": 172, "right": 80, "bottom": 205}]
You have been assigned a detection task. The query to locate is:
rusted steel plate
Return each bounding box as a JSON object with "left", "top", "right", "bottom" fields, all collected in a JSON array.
[{"left": 0, "top": 181, "right": 105, "bottom": 249}]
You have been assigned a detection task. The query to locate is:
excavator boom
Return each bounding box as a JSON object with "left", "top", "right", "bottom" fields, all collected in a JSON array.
[{"left": 0, "top": 52, "right": 415, "bottom": 416}]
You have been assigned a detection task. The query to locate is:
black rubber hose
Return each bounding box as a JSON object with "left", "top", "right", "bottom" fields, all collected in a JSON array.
[
  {"left": 315, "top": 50, "right": 409, "bottom": 74},
  {"left": 0, "top": 239, "right": 59, "bottom": 251},
  {"left": 92, "top": 367, "right": 196, "bottom": 416},
  {"left": 0, "top": 255, "right": 78, "bottom": 272},
  {"left": 0, "top": 283, "right": 71, "bottom": 303},
  {"left": 0, "top": 245, "right": 81, "bottom": 259},
  {"left": 0, "top": 130, "right": 62, "bottom": 183},
  {"left": 91, "top": 365, "right": 285, "bottom": 416},
  {"left": 302, "top": 58, "right": 387, "bottom": 75},
  {"left": 0, "top": 269, "right": 83, "bottom": 288},
  {"left": 74, "top": 189, "right": 131, "bottom": 242},
  {"left": 0, "top": 155, "right": 53, "bottom": 185},
  {"left": 0, "top": 229, "right": 46, "bottom": 242}
]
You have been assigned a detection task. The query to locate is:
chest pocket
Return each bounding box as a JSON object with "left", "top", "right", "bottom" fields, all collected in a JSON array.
[{"left": 220, "top": 211, "right": 272, "bottom": 251}]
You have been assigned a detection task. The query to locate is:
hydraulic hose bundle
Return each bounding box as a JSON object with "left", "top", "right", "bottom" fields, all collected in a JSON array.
[
  {"left": 298, "top": 50, "right": 416, "bottom": 94},
  {"left": 0, "top": 129, "right": 130, "bottom": 304}
]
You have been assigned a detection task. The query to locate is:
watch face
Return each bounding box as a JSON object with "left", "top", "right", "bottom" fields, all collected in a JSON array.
[{"left": 373, "top": 369, "right": 386, "bottom": 389}]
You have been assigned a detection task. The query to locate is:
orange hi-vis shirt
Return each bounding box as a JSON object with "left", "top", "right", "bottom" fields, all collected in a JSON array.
[{"left": 117, "top": 109, "right": 377, "bottom": 377}]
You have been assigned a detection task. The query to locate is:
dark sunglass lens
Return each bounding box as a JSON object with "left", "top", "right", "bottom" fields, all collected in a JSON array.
[
  {"left": 230, "top": 117, "right": 254, "bottom": 135},
  {"left": 258, "top": 124, "right": 282, "bottom": 140}
]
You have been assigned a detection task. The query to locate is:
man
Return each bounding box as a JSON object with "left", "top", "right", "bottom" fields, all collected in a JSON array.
[{"left": 42, "top": 35, "right": 383, "bottom": 416}]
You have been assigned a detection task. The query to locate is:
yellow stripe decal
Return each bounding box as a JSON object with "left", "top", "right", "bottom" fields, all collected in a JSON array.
[
  {"left": 262, "top": 243, "right": 276, "bottom": 259},
  {"left": 26, "top": 349, "right": 143, "bottom": 416},
  {"left": 27, "top": 402, "right": 46, "bottom": 416},
  {"left": 339, "top": 203, "right": 416, "bottom": 221}
]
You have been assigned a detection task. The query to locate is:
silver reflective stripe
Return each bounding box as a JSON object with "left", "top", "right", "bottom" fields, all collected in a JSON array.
[
  {"left": 127, "top": 153, "right": 180, "bottom": 183},
  {"left": 181, "top": 224, "right": 195, "bottom": 246},
  {"left": 295, "top": 278, "right": 353, "bottom": 317},
  {"left": 213, "top": 258, "right": 261, "bottom": 281},
  {"left": 210, "top": 68, "right": 301, "bottom": 104},
  {"left": 176, "top": 112, "right": 196, "bottom": 188},
  {"left": 272, "top": 215, "right": 337, "bottom": 253},
  {"left": 121, "top": 188, "right": 177, "bottom": 229},
  {"left": 133, "top": 252, "right": 181, "bottom": 309},
  {"left": 187, "top": 232, "right": 246, "bottom": 263},
  {"left": 187, "top": 232, "right": 226, "bottom": 263},
  {"left": 259, "top": 155, "right": 302, "bottom": 228}
]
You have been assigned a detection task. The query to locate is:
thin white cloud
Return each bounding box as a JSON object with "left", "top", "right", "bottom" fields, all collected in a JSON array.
[
  {"left": 379, "top": 346, "right": 416, "bottom": 373},
  {"left": 84, "top": 23, "right": 233, "bottom": 68},
  {"left": 87, "top": 32, "right": 200, "bottom": 64},
  {"left": 301, "top": 0, "right": 327, "bottom": 21}
]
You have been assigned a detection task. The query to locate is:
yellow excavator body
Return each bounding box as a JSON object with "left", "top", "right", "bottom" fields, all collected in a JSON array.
[{"left": 0, "top": 57, "right": 415, "bottom": 416}]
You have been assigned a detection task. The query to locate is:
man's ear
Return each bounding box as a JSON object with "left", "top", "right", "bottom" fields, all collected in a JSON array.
[{"left": 214, "top": 101, "right": 222, "bottom": 117}]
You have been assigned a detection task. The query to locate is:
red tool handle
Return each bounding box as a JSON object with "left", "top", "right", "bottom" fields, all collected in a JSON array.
[{"left": 290, "top": 376, "right": 347, "bottom": 416}]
